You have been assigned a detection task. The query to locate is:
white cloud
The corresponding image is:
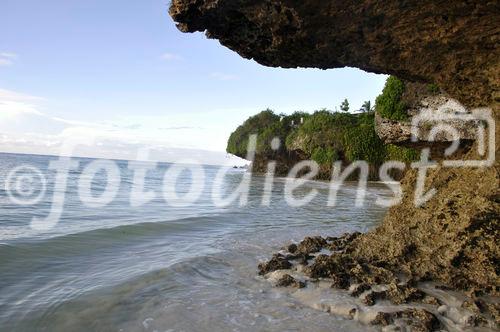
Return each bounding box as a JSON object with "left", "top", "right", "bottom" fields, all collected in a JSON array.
[
  {"left": 0, "top": 52, "right": 17, "bottom": 66},
  {"left": 161, "top": 52, "right": 183, "bottom": 61},
  {"left": 0, "top": 88, "right": 251, "bottom": 165},
  {"left": 0, "top": 122, "right": 249, "bottom": 166},
  {"left": 210, "top": 72, "right": 239, "bottom": 81},
  {"left": 49, "top": 116, "right": 109, "bottom": 128},
  {"left": 0, "top": 89, "right": 44, "bottom": 119},
  {"left": 0, "top": 101, "right": 43, "bottom": 118}
]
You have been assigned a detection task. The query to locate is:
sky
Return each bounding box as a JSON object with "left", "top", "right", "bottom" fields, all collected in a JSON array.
[{"left": 0, "top": 0, "right": 387, "bottom": 165}]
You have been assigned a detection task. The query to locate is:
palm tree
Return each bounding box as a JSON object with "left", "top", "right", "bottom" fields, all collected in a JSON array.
[{"left": 362, "top": 100, "right": 374, "bottom": 112}]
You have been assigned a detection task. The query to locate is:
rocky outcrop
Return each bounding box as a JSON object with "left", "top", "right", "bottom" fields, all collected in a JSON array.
[
  {"left": 375, "top": 113, "right": 412, "bottom": 145},
  {"left": 352, "top": 141, "right": 499, "bottom": 294},
  {"left": 259, "top": 234, "right": 500, "bottom": 330},
  {"left": 375, "top": 93, "right": 482, "bottom": 147},
  {"left": 169, "top": 0, "right": 499, "bottom": 107},
  {"left": 169, "top": 0, "right": 499, "bottom": 308}
]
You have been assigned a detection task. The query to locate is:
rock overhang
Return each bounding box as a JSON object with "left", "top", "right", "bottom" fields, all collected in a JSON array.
[{"left": 169, "top": 0, "right": 499, "bottom": 108}]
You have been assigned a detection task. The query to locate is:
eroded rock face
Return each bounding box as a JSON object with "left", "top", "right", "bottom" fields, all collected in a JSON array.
[
  {"left": 352, "top": 142, "right": 500, "bottom": 296},
  {"left": 375, "top": 95, "right": 482, "bottom": 146},
  {"left": 169, "top": 0, "right": 500, "bottom": 107}
]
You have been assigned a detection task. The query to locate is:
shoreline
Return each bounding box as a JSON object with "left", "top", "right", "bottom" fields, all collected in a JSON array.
[{"left": 257, "top": 233, "right": 500, "bottom": 331}]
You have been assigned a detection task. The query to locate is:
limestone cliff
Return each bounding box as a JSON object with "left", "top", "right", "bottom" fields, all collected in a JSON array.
[{"left": 169, "top": 0, "right": 499, "bottom": 296}]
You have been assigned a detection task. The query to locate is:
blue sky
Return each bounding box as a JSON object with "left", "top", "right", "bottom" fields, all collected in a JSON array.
[{"left": 0, "top": 0, "right": 387, "bottom": 164}]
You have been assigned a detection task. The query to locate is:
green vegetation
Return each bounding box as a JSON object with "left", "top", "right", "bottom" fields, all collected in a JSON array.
[
  {"left": 227, "top": 109, "right": 311, "bottom": 157},
  {"left": 290, "top": 110, "right": 357, "bottom": 155},
  {"left": 362, "top": 100, "right": 374, "bottom": 112},
  {"left": 227, "top": 109, "right": 280, "bottom": 157},
  {"left": 340, "top": 98, "right": 350, "bottom": 112},
  {"left": 311, "top": 147, "right": 338, "bottom": 165},
  {"left": 343, "top": 123, "right": 386, "bottom": 164},
  {"left": 375, "top": 76, "right": 408, "bottom": 121},
  {"left": 227, "top": 108, "right": 418, "bottom": 168},
  {"left": 385, "top": 144, "right": 419, "bottom": 163},
  {"left": 227, "top": 76, "right": 420, "bottom": 173}
]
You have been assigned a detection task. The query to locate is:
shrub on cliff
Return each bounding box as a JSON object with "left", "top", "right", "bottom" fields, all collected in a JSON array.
[
  {"left": 287, "top": 110, "right": 357, "bottom": 155},
  {"left": 257, "top": 121, "right": 287, "bottom": 155},
  {"left": 343, "top": 123, "right": 387, "bottom": 164},
  {"left": 227, "top": 109, "right": 281, "bottom": 157},
  {"left": 312, "top": 147, "right": 338, "bottom": 165},
  {"left": 375, "top": 76, "right": 408, "bottom": 121},
  {"left": 227, "top": 110, "right": 310, "bottom": 158},
  {"left": 227, "top": 107, "right": 417, "bottom": 169}
]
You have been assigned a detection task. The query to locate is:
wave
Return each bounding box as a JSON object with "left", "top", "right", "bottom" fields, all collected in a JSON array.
[{"left": 0, "top": 215, "right": 229, "bottom": 263}]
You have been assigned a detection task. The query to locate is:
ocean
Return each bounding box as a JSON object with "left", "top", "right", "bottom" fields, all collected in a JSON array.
[{"left": 0, "top": 152, "right": 391, "bottom": 331}]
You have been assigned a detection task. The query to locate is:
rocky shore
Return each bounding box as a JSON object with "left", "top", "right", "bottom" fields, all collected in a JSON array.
[{"left": 258, "top": 233, "right": 499, "bottom": 331}]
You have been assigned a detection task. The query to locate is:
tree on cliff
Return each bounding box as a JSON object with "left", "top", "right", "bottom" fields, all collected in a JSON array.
[
  {"left": 340, "top": 99, "right": 350, "bottom": 112},
  {"left": 362, "top": 100, "right": 374, "bottom": 112}
]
